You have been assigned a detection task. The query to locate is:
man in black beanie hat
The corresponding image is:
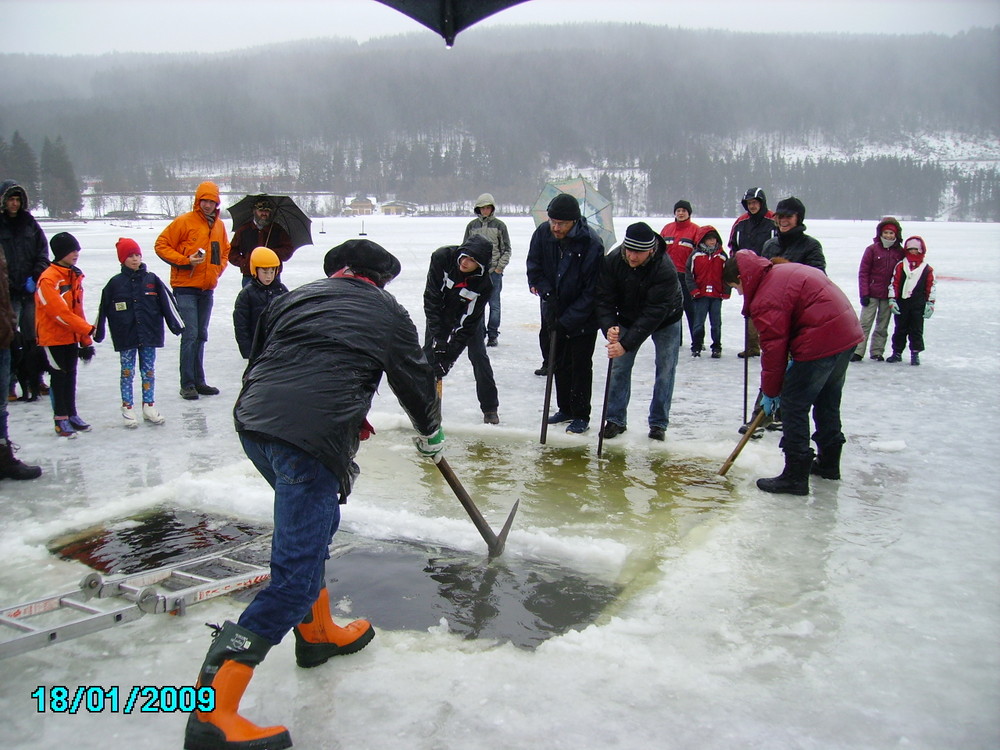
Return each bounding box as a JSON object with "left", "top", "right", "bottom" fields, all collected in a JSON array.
[
  {"left": 187, "top": 239, "right": 443, "bottom": 749},
  {"left": 526, "top": 192, "right": 604, "bottom": 433},
  {"left": 762, "top": 196, "right": 826, "bottom": 271},
  {"left": 596, "top": 222, "right": 683, "bottom": 441}
]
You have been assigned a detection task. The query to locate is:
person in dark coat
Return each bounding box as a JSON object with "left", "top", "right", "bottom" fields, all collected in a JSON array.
[
  {"left": 854, "top": 217, "right": 905, "bottom": 362},
  {"left": 724, "top": 250, "right": 862, "bottom": 495},
  {"left": 233, "top": 247, "right": 289, "bottom": 359},
  {"left": 595, "top": 222, "right": 683, "bottom": 442},
  {"left": 728, "top": 187, "right": 777, "bottom": 357},
  {"left": 0, "top": 180, "right": 49, "bottom": 398},
  {"left": 526, "top": 192, "right": 604, "bottom": 434},
  {"left": 0, "top": 241, "right": 41, "bottom": 480},
  {"left": 762, "top": 196, "right": 826, "bottom": 271},
  {"left": 185, "top": 239, "right": 443, "bottom": 750},
  {"left": 229, "top": 196, "right": 295, "bottom": 287},
  {"left": 423, "top": 234, "right": 500, "bottom": 424},
  {"left": 95, "top": 238, "right": 184, "bottom": 427}
]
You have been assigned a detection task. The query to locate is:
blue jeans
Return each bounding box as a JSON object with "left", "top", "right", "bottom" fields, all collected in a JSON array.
[
  {"left": 174, "top": 289, "right": 213, "bottom": 389},
  {"left": 690, "top": 296, "right": 722, "bottom": 351},
  {"left": 779, "top": 347, "right": 854, "bottom": 459},
  {"left": 237, "top": 434, "right": 342, "bottom": 646},
  {"left": 606, "top": 321, "right": 680, "bottom": 430},
  {"left": 487, "top": 272, "right": 503, "bottom": 339}
]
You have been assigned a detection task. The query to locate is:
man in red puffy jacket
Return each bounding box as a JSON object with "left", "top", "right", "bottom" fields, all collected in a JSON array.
[{"left": 724, "top": 250, "right": 862, "bottom": 495}]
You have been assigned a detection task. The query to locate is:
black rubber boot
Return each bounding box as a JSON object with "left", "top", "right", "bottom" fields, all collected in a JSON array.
[
  {"left": 0, "top": 441, "right": 42, "bottom": 480},
  {"left": 757, "top": 454, "right": 812, "bottom": 496},
  {"left": 811, "top": 443, "right": 844, "bottom": 480},
  {"left": 184, "top": 621, "right": 292, "bottom": 750}
]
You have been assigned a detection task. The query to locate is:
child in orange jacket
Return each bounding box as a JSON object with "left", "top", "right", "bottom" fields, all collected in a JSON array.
[{"left": 35, "top": 232, "right": 96, "bottom": 438}]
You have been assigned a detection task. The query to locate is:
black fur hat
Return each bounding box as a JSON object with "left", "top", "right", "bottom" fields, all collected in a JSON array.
[
  {"left": 323, "top": 239, "right": 401, "bottom": 286},
  {"left": 774, "top": 196, "right": 806, "bottom": 224}
]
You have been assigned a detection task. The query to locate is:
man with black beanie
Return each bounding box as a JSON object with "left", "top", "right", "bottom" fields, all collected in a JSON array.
[
  {"left": 660, "top": 200, "right": 700, "bottom": 344},
  {"left": 526, "top": 192, "right": 604, "bottom": 434}
]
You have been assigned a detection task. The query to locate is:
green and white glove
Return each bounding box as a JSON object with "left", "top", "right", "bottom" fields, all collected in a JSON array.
[{"left": 414, "top": 427, "right": 446, "bottom": 463}]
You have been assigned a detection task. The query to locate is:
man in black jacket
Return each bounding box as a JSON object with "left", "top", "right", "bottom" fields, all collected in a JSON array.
[
  {"left": 596, "top": 222, "right": 683, "bottom": 441},
  {"left": 423, "top": 234, "right": 499, "bottom": 424},
  {"left": 526, "top": 193, "right": 604, "bottom": 434},
  {"left": 185, "top": 239, "right": 443, "bottom": 750}
]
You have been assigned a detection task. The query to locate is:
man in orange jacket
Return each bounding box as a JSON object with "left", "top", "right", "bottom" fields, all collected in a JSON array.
[{"left": 155, "top": 182, "right": 230, "bottom": 400}]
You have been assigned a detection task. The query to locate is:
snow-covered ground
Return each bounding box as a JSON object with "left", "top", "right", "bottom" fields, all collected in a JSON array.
[{"left": 1, "top": 216, "right": 998, "bottom": 749}]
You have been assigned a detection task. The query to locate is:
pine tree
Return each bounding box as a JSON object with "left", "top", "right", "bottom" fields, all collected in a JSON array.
[
  {"left": 40, "top": 136, "right": 83, "bottom": 218},
  {"left": 7, "top": 131, "right": 41, "bottom": 208}
]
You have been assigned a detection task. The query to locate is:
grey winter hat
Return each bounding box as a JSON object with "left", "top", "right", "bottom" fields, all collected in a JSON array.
[
  {"left": 622, "top": 222, "right": 658, "bottom": 253},
  {"left": 547, "top": 193, "right": 581, "bottom": 221},
  {"left": 474, "top": 193, "right": 495, "bottom": 215}
]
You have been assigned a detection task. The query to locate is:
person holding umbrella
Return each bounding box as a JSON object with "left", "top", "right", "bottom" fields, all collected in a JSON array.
[
  {"left": 526, "top": 192, "right": 603, "bottom": 434},
  {"left": 596, "top": 222, "right": 683, "bottom": 442},
  {"left": 229, "top": 196, "right": 295, "bottom": 287}
]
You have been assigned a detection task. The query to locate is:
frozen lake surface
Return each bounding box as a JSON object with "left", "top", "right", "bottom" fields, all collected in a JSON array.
[{"left": 1, "top": 215, "right": 998, "bottom": 749}]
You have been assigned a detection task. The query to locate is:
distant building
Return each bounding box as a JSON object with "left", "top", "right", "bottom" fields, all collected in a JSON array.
[
  {"left": 346, "top": 197, "right": 374, "bottom": 216},
  {"left": 382, "top": 200, "right": 419, "bottom": 216}
]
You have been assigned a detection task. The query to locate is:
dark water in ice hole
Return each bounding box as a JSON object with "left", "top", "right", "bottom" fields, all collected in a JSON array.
[{"left": 47, "top": 444, "right": 733, "bottom": 649}]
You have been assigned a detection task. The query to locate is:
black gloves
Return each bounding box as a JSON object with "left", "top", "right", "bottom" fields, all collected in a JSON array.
[
  {"left": 860, "top": 296, "right": 870, "bottom": 307},
  {"left": 78, "top": 345, "right": 96, "bottom": 362},
  {"left": 434, "top": 356, "right": 453, "bottom": 379}
]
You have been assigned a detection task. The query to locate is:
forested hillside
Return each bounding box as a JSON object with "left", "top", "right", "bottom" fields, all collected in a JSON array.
[{"left": 1, "top": 23, "right": 997, "bottom": 219}]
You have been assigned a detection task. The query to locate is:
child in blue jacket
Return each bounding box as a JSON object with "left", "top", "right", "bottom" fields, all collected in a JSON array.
[
  {"left": 233, "top": 247, "right": 289, "bottom": 359},
  {"left": 95, "top": 238, "right": 184, "bottom": 427}
]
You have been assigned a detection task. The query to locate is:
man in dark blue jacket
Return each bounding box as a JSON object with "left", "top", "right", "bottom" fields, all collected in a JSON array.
[
  {"left": 596, "top": 222, "right": 683, "bottom": 441},
  {"left": 526, "top": 193, "right": 604, "bottom": 434},
  {"left": 423, "top": 234, "right": 499, "bottom": 424}
]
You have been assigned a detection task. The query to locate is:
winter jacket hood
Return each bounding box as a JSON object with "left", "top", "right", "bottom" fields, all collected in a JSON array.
[
  {"left": 735, "top": 250, "right": 861, "bottom": 396},
  {"left": 458, "top": 233, "right": 493, "bottom": 270},
  {"left": 741, "top": 187, "right": 768, "bottom": 213},
  {"left": 875, "top": 217, "right": 903, "bottom": 243},
  {"left": 154, "top": 183, "right": 230, "bottom": 290},
  {"left": 1, "top": 180, "right": 29, "bottom": 209},
  {"left": 695, "top": 225, "right": 723, "bottom": 248}
]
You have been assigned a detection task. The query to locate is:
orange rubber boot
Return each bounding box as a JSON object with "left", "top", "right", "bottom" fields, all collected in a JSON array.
[
  {"left": 293, "top": 587, "right": 375, "bottom": 668},
  {"left": 184, "top": 621, "right": 291, "bottom": 750}
]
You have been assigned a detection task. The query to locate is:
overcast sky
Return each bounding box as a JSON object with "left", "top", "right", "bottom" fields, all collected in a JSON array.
[{"left": 4, "top": 0, "right": 999, "bottom": 55}]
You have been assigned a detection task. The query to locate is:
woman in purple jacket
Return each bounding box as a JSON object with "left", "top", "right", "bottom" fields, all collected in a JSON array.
[
  {"left": 725, "top": 251, "right": 863, "bottom": 495},
  {"left": 854, "top": 217, "right": 905, "bottom": 361}
]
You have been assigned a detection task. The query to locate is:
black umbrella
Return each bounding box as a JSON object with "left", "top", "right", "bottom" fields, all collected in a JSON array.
[
  {"left": 226, "top": 194, "right": 313, "bottom": 250},
  {"left": 375, "top": 0, "right": 530, "bottom": 47}
]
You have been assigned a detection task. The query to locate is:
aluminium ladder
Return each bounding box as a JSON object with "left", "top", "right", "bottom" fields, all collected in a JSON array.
[{"left": 0, "top": 545, "right": 271, "bottom": 659}]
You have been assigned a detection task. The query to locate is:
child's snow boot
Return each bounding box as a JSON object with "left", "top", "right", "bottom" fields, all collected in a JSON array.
[
  {"left": 886, "top": 351, "right": 903, "bottom": 363},
  {"left": 142, "top": 403, "right": 165, "bottom": 425},
  {"left": 121, "top": 404, "right": 138, "bottom": 428},
  {"left": 68, "top": 415, "right": 91, "bottom": 432},
  {"left": 811, "top": 443, "right": 843, "bottom": 480},
  {"left": 184, "top": 621, "right": 291, "bottom": 750},
  {"left": 910, "top": 351, "right": 920, "bottom": 366},
  {"left": 54, "top": 419, "right": 77, "bottom": 438},
  {"left": 293, "top": 587, "right": 375, "bottom": 668},
  {"left": 756, "top": 453, "right": 812, "bottom": 496}
]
